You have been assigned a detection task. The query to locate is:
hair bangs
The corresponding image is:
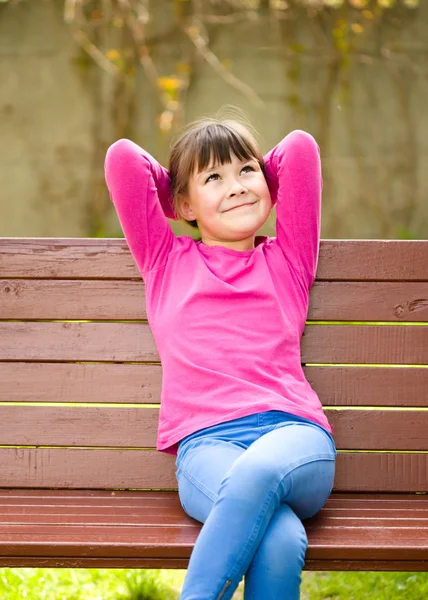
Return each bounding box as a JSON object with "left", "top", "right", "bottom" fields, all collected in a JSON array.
[{"left": 194, "top": 124, "right": 260, "bottom": 174}]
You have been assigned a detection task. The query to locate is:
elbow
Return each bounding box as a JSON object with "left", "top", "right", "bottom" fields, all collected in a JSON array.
[
  {"left": 281, "top": 130, "right": 319, "bottom": 152},
  {"left": 104, "top": 138, "right": 142, "bottom": 194},
  {"left": 105, "top": 138, "right": 134, "bottom": 169},
  {"left": 272, "top": 130, "right": 320, "bottom": 167}
]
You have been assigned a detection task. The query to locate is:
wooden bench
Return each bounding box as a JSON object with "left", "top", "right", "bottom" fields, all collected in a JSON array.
[{"left": 0, "top": 237, "right": 427, "bottom": 571}]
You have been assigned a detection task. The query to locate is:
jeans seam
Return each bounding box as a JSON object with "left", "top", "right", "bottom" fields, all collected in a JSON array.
[
  {"left": 273, "top": 421, "right": 337, "bottom": 454},
  {"left": 178, "top": 463, "right": 218, "bottom": 504},
  {"left": 283, "top": 453, "right": 336, "bottom": 472},
  {"left": 227, "top": 488, "right": 276, "bottom": 583}
]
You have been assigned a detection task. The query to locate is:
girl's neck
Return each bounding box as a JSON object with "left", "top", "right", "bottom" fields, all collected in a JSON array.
[{"left": 200, "top": 234, "right": 256, "bottom": 252}]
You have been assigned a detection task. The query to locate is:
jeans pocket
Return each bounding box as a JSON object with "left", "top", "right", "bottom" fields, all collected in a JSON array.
[
  {"left": 324, "top": 430, "right": 337, "bottom": 458},
  {"left": 176, "top": 437, "right": 200, "bottom": 471},
  {"left": 175, "top": 467, "right": 188, "bottom": 513}
]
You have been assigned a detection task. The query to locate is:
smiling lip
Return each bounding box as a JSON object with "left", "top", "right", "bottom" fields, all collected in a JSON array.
[{"left": 223, "top": 201, "right": 257, "bottom": 213}]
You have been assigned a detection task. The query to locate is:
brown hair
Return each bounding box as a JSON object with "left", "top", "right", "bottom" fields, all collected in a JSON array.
[{"left": 169, "top": 117, "right": 264, "bottom": 229}]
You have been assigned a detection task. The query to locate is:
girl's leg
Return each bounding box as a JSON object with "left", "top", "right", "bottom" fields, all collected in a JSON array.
[
  {"left": 243, "top": 503, "right": 307, "bottom": 600},
  {"left": 177, "top": 422, "right": 336, "bottom": 600},
  {"left": 176, "top": 437, "right": 246, "bottom": 524}
]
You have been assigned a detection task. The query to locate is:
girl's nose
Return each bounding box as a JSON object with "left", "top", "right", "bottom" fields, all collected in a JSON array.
[{"left": 228, "top": 181, "right": 247, "bottom": 197}]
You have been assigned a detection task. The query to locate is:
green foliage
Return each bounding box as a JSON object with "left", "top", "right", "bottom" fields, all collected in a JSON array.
[
  {"left": 0, "top": 568, "right": 179, "bottom": 600},
  {"left": 397, "top": 226, "right": 418, "bottom": 240},
  {"left": 302, "top": 571, "right": 428, "bottom": 600},
  {"left": 64, "top": 0, "right": 421, "bottom": 133},
  {"left": 1, "top": 568, "right": 428, "bottom": 599}
]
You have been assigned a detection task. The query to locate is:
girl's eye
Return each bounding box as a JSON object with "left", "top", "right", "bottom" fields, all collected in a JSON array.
[
  {"left": 205, "top": 172, "right": 220, "bottom": 183},
  {"left": 241, "top": 165, "right": 255, "bottom": 174}
]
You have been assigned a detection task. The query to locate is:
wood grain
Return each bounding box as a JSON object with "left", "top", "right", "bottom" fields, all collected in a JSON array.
[
  {"left": 0, "top": 491, "right": 425, "bottom": 568},
  {"left": 301, "top": 324, "right": 428, "bottom": 365},
  {"left": 1, "top": 363, "right": 426, "bottom": 406},
  {"left": 0, "top": 322, "right": 158, "bottom": 362},
  {"left": 0, "top": 405, "right": 426, "bottom": 451},
  {"left": 1, "top": 322, "right": 427, "bottom": 363},
  {"left": 0, "top": 362, "right": 162, "bottom": 403},
  {"left": 304, "top": 366, "right": 428, "bottom": 407},
  {"left": 0, "top": 448, "right": 426, "bottom": 492},
  {"left": 0, "top": 279, "right": 147, "bottom": 320},
  {"left": 0, "top": 557, "right": 425, "bottom": 570},
  {"left": 2, "top": 279, "right": 427, "bottom": 321},
  {"left": 1, "top": 239, "right": 427, "bottom": 280}
]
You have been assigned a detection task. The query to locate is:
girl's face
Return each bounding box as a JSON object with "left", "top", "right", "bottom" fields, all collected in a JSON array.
[{"left": 180, "top": 153, "right": 272, "bottom": 249}]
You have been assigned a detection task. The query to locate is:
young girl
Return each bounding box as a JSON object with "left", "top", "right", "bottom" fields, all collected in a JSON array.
[{"left": 104, "top": 117, "right": 336, "bottom": 600}]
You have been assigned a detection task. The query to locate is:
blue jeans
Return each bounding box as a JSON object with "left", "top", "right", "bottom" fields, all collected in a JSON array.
[{"left": 175, "top": 410, "right": 336, "bottom": 600}]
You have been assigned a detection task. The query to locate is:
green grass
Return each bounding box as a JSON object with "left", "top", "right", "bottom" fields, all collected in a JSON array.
[
  {"left": 0, "top": 568, "right": 179, "bottom": 600},
  {"left": 1, "top": 569, "right": 428, "bottom": 599},
  {"left": 301, "top": 572, "right": 428, "bottom": 600}
]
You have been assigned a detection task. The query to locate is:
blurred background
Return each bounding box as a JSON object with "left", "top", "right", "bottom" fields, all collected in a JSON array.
[{"left": 1, "top": 0, "right": 427, "bottom": 242}]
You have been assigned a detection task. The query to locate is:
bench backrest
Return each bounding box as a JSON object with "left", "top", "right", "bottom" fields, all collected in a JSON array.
[{"left": 1, "top": 238, "right": 427, "bottom": 493}]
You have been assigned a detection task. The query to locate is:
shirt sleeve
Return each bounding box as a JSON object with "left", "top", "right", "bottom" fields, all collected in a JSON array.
[
  {"left": 104, "top": 139, "right": 175, "bottom": 275},
  {"left": 263, "top": 130, "right": 322, "bottom": 290}
]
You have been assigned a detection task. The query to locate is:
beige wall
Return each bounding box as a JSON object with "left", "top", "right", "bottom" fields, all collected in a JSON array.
[{"left": 1, "top": 0, "right": 427, "bottom": 240}]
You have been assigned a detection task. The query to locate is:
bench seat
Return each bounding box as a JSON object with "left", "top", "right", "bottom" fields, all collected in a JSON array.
[
  {"left": 1, "top": 238, "right": 427, "bottom": 572},
  {"left": 0, "top": 490, "right": 427, "bottom": 570}
]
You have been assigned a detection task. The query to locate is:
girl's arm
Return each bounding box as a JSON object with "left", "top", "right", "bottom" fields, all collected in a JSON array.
[
  {"left": 263, "top": 130, "right": 322, "bottom": 289},
  {"left": 104, "top": 139, "right": 175, "bottom": 275}
]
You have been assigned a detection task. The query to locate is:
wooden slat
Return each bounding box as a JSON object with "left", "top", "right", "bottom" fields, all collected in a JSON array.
[
  {"left": 0, "top": 492, "right": 426, "bottom": 519},
  {"left": 0, "top": 492, "right": 177, "bottom": 504},
  {"left": 0, "top": 362, "right": 162, "bottom": 403},
  {"left": 0, "top": 448, "right": 175, "bottom": 490},
  {"left": 0, "top": 406, "right": 159, "bottom": 447},
  {"left": 0, "top": 557, "right": 194, "bottom": 569},
  {"left": 0, "top": 524, "right": 425, "bottom": 559},
  {"left": 0, "top": 514, "right": 190, "bottom": 526},
  {"left": 0, "top": 491, "right": 425, "bottom": 514},
  {"left": 0, "top": 490, "right": 424, "bottom": 502},
  {"left": 0, "top": 527, "right": 424, "bottom": 559},
  {"left": 301, "top": 324, "right": 428, "bottom": 365},
  {"left": 327, "top": 410, "right": 428, "bottom": 450},
  {"left": 309, "top": 281, "right": 428, "bottom": 322},
  {"left": 307, "top": 517, "right": 428, "bottom": 527},
  {"left": 1, "top": 363, "right": 426, "bottom": 406},
  {"left": 0, "top": 500, "right": 428, "bottom": 528},
  {"left": 0, "top": 448, "right": 427, "bottom": 492},
  {"left": 0, "top": 557, "right": 425, "bottom": 571},
  {"left": 0, "top": 279, "right": 147, "bottom": 320},
  {"left": 3, "top": 511, "right": 425, "bottom": 526},
  {"left": 316, "top": 240, "right": 428, "bottom": 281},
  {"left": 0, "top": 405, "right": 427, "bottom": 451},
  {"left": 305, "top": 366, "right": 428, "bottom": 407},
  {"left": 1, "top": 239, "right": 428, "bottom": 281},
  {"left": 0, "top": 238, "right": 138, "bottom": 279},
  {"left": 2, "top": 279, "right": 428, "bottom": 322},
  {"left": 305, "top": 560, "right": 428, "bottom": 572},
  {"left": 0, "top": 322, "right": 157, "bottom": 362},
  {"left": 334, "top": 453, "right": 428, "bottom": 493},
  {"left": 1, "top": 322, "right": 427, "bottom": 363}
]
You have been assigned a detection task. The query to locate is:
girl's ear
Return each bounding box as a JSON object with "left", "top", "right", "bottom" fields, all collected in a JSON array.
[{"left": 178, "top": 196, "right": 197, "bottom": 221}]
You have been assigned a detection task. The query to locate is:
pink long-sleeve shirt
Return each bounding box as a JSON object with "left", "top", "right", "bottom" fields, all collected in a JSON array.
[{"left": 104, "top": 130, "right": 332, "bottom": 456}]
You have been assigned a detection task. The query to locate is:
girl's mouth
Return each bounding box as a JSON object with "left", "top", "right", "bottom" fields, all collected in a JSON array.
[{"left": 224, "top": 201, "right": 257, "bottom": 212}]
